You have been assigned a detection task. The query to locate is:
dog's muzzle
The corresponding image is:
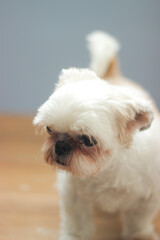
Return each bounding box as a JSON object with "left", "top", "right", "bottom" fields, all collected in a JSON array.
[{"left": 55, "top": 140, "right": 72, "bottom": 165}]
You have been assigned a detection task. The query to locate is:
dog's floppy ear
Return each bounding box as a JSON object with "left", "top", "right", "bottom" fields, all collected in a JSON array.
[
  {"left": 56, "top": 68, "right": 99, "bottom": 89},
  {"left": 114, "top": 98, "right": 153, "bottom": 146},
  {"left": 33, "top": 114, "right": 46, "bottom": 135},
  {"left": 33, "top": 99, "right": 52, "bottom": 135}
]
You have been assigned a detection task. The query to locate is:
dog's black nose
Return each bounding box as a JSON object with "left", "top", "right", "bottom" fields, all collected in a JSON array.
[{"left": 55, "top": 140, "right": 72, "bottom": 156}]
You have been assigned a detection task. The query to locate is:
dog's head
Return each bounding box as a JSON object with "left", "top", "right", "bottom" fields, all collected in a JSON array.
[{"left": 34, "top": 68, "right": 153, "bottom": 177}]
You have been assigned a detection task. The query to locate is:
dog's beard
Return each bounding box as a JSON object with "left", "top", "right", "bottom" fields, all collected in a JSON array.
[
  {"left": 69, "top": 150, "right": 100, "bottom": 177},
  {"left": 42, "top": 137, "right": 104, "bottom": 177}
]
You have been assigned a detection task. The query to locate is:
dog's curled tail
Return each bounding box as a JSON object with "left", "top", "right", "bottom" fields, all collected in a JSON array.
[{"left": 87, "top": 31, "right": 120, "bottom": 79}]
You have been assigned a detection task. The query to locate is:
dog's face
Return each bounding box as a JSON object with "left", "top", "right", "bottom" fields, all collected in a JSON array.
[{"left": 34, "top": 68, "right": 153, "bottom": 177}]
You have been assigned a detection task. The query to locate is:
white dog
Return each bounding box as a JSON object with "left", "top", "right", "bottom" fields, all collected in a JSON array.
[{"left": 34, "top": 31, "right": 160, "bottom": 240}]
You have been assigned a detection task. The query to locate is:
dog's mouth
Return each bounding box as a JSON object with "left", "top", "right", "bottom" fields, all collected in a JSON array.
[
  {"left": 55, "top": 153, "right": 73, "bottom": 166},
  {"left": 55, "top": 158, "right": 66, "bottom": 166},
  {"left": 42, "top": 130, "right": 105, "bottom": 177},
  {"left": 42, "top": 137, "right": 109, "bottom": 177}
]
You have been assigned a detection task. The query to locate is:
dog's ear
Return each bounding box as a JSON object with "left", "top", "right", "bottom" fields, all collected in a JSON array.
[
  {"left": 33, "top": 116, "right": 45, "bottom": 135},
  {"left": 33, "top": 100, "right": 51, "bottom": 135},
  {"left": 56, "top": 68, "right": 99, "bottom": 89},
  {"left": 114, "top": 98, "right": 153, "bottom": 146}
]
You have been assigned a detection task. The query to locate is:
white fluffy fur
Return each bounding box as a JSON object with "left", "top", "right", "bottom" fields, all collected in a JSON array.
[
  {"left": 34, "top": 31, "right": 160, "bottom": 240},
  {"left": 87, "top": 31, "right": 120, "bottom": 77}
]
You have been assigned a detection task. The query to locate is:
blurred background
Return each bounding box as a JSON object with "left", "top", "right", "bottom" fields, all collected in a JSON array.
[
  {"left": 1, "top": 0, "right": 160, "bottom": 114},
  {"left": 0, "top": 1, "right": 160, "bottom": 240}
]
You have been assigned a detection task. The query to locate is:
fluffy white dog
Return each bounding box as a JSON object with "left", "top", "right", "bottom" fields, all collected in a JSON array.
[{"left": 34, "top": 31, "right": 160, "bottom": 240}]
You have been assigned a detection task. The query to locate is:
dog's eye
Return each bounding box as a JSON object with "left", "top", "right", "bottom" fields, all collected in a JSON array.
[
  {"left": 79, "top": 135, "right": 97, "bottom": 147},
  {"left": 46, "top": 126, "right": 52, "bottom": 134}
]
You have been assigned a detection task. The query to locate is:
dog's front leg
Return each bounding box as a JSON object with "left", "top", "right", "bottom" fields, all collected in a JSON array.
[
  {"left": 58, "top": 173, "right": 94, "bottom": 240},
  {"left": 121, "top": 197, "right": 160, "bottom": 240}
]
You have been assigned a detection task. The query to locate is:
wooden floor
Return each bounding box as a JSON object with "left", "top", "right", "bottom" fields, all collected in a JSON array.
[{"left": 0, "top": 115, "right": 160, "bottom": 240}]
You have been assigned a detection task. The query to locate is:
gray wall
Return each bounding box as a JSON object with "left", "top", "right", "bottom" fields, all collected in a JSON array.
[{"left": 1, "top": 0, "right": 160, "bottom": 114}]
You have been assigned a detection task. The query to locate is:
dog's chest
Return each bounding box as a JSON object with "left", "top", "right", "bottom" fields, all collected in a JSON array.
[
  {"left": 91, "top": 185, "right": 135, "bottom": 212},
  {"left": 82, "top": 174, "right": 137, "bottom": 213}
]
